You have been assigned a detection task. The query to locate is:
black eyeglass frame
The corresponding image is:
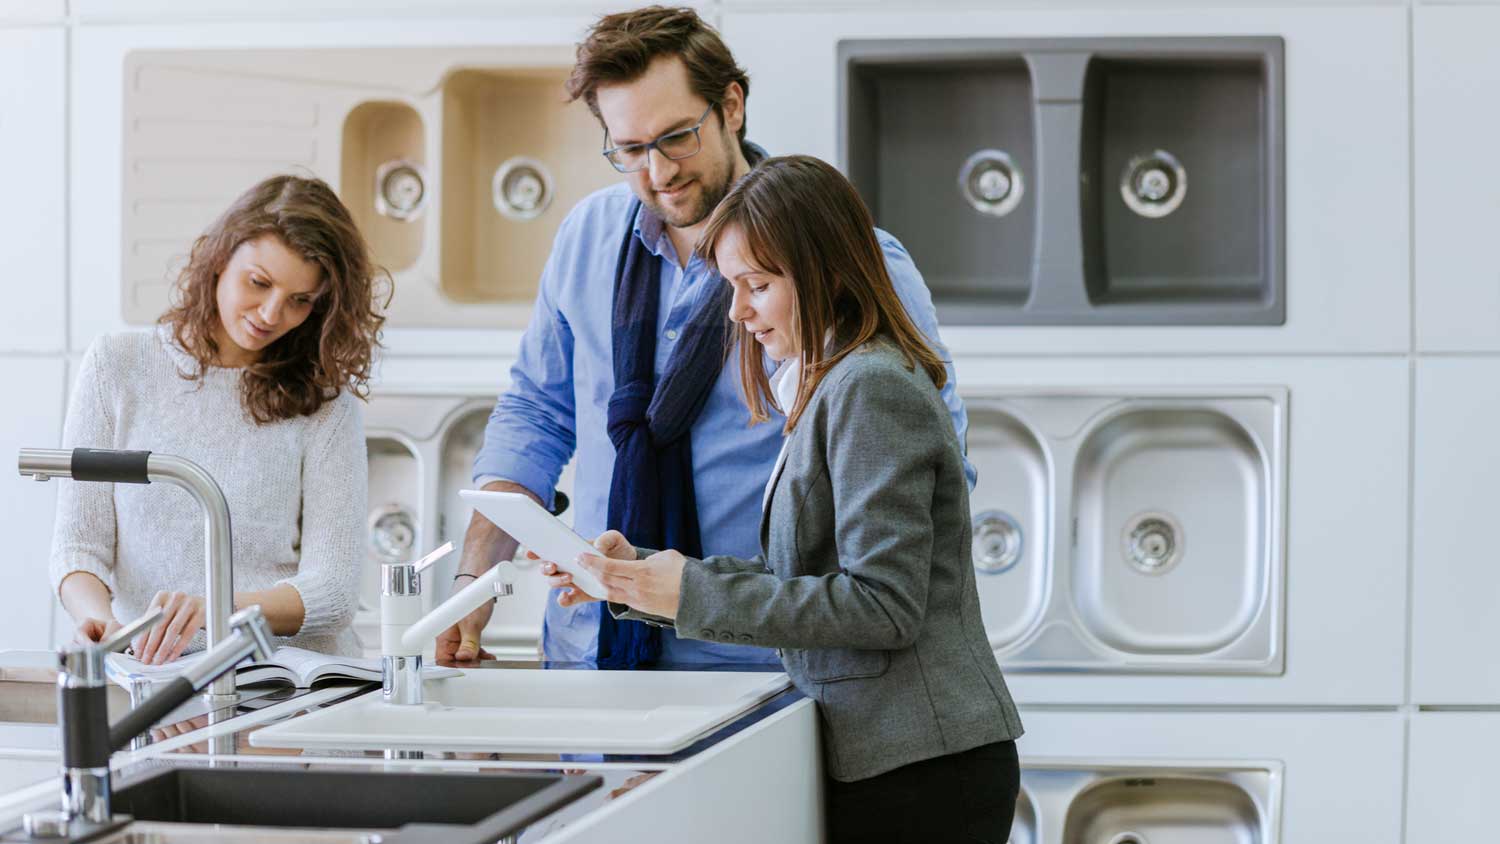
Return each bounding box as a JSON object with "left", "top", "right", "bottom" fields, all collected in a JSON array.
[{"left": 601, "top": 103, "right": 717, "bottom": 174}]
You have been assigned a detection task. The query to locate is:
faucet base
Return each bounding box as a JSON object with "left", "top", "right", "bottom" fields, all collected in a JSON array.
[{"left": 382, "top": 655, "right": 423, "bottom": 705}]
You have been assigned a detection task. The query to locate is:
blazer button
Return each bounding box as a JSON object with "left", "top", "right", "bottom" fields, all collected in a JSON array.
[{"left": 700, "top": 629, "right": 715, "bottom": 639}]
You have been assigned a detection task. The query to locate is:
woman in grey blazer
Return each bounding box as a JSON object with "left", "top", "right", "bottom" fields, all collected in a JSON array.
[{"left": 544, "top": 155, "right": 1024, "bottom": 843}]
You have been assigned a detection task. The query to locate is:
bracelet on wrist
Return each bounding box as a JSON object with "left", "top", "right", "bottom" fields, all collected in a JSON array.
[{"left": 453, "top": 572, "right": 479, "bottom": 582}]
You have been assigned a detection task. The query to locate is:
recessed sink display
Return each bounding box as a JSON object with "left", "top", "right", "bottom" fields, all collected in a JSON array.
[
  {"left": 839, "top": 37, "right": 1283, "bottom": 325},
  {"left": 1061, "top": 775, "right": 1265, "bottom": 844},
  {"left": 436, "top": 404, "right": 579, "bottom": 658},
  {"left": 966, "top": 404, "right": 1050, "bottom": 650},
  {"left": 843, "top": 54, "right": 1036, "bottom": 313},
  {"left": 961, "top": 391, "right": 1285, "bottom": 674},
  {"left": 362, "top": 436, "right": 421, "bottom": 627},
  {"left": 439, "top": 67, "right": 616, "bottom": 307},
  {"left": 1009, "top": 785, "right": 1038, "bottom": 844},
  {"left": 341, "top": 101, "right": 426, "bottom": 272},
  {"left": 120, "top": 46, "right": 612, "bottom": 329},
  {"left": 1072, "top": 407, "right": 1268, "bottom": 655}
]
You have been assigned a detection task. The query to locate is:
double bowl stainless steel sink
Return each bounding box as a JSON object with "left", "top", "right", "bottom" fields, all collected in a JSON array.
[
  {"left": 1011, "top": 761, "right": 1281, "bottom": 844},
  {"left": 966, "top": 389, "right": 1287, "bottom": 673},
  {"left": 361, "top": 387, "right": 1287, "bottom": 675}
]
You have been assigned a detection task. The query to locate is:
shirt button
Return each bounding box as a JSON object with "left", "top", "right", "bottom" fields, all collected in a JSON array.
[{"left": 665, "top": 329, "right": 679, "bottom": 340}]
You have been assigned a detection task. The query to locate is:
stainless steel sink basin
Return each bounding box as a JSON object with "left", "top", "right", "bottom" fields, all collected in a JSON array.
[
  {"left": 1072, "top": 405, "right": 1269, "bottom": 656},
  {"left": 1023, "top": 761, "right": 1279, "bottom": 844},
  {"left": 437, "top": 402, "right": 578, "bottom": 657},
  {"left": 1061, "top": 775, "right": 1265, "bottom": 844},
  {"left": 961, "top": 390, "right": 1286, "bottom": 673},
  {"left": 1009, "top": 784, "right": 1037, "bottom": 844},
  {"left": 359, "top": 393, "right": 578, "bottom": 660},
  {"left": 967, "top": 403, "right": 1051, "bottom": 650}
]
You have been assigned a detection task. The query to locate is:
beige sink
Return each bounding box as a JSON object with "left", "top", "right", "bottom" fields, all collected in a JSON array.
[{"left": 121, "top": 46, "right": 618, "bottom": 328}]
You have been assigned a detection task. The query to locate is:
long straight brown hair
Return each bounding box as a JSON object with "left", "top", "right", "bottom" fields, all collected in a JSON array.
[{"left": 698, "top": 155, "right": 947, "bottom": 432}]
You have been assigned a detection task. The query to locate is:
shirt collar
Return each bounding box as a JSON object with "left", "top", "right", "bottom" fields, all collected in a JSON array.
[{"left": 770, "top": 356, "right": 802, "bottom": 420}]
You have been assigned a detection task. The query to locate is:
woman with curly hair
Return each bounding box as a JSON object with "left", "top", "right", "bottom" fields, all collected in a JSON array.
[{"left": 50, "top": 174, "right": 389, "bottom": 663}]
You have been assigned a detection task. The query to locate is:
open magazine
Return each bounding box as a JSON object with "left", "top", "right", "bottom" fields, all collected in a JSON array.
[{"left": 105, "top": 646, "right": 462, "bottom": 690}]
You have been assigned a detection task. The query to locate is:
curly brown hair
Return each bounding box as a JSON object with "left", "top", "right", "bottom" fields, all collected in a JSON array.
[{"left": 160, "top": 174, "right": 390, "bottom": 424}]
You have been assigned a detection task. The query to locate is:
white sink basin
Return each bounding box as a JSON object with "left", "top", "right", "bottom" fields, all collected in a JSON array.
[{"left": 249, "top": 669, "right": 790, "bottom": 755}]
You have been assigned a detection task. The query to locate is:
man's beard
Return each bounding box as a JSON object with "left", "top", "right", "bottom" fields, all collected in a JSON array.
[{"left": 646, "top": 135, "right": 736, "bottom": 229}]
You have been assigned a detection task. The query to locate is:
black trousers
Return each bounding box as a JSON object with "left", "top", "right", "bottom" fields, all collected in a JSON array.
[{"left": 824, "top": 739, "right": 1020, "bottom": 844}]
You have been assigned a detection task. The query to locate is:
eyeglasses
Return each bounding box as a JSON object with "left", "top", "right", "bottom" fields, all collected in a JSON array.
[{"left": 602, "top": 104, "right": 715, "bottom": 174}]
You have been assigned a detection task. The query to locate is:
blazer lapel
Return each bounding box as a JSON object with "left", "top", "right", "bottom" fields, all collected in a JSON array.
[{"left": 760, "top": 443, "right": 789, "bottom": 548}]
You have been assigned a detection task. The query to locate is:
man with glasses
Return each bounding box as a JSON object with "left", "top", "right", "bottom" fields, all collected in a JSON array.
[{"left": 436, "top": 5, "right": 974, "bottom": 668}]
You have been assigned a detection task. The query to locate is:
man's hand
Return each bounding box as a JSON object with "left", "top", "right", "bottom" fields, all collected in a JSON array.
[
  {"left": 434, "top": 600, "right": 497, "bottom": 665},
  {"left": 434, "top": 480, "right": 532, "bottom": 666}
]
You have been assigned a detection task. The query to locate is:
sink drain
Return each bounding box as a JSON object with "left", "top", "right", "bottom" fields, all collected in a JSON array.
[
  {"left": 958, "top": 149, "right": 1024, "bottom": 218},
  {"left": 972, "top": 510, "right": 1023, "bottom": 574},
  {"left": 368, "top": 504, "right": 417, "bottom": 563},
  {"left": 1106, "top": 833, "right": 1149, "bottom": 844},
  {"left": 1121, "top": 511, "right": 1183, "bottom": 575},
  {"left": 374, "top": 158, "right": 429, "bottom": 221},
  {"left": 493, "top": 156, "right": 554, "bottom": 221},
  {"left": 1119, "top": 149, "right": 1186, "bottom": 218}
]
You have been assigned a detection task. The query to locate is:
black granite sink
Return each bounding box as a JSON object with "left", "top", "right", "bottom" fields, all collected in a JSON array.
[{"left": 26, "top": 765, "right": 601, "bottom": 844}]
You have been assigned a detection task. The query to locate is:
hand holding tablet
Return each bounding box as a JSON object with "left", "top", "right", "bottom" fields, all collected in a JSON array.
[{"left": 459, "top": 489, "right": 611, "bottom": 598}]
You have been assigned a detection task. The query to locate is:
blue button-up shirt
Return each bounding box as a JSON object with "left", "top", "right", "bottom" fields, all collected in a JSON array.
[{"left": 475, "top": 180, "right": 975, "bottom": 665}]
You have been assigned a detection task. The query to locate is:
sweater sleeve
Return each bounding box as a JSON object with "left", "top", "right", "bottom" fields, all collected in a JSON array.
[
  {"left": 49, "top": 339, "right": 121, "bottom": 598},
  {"left": 279, "top": 395, "right": 365, "bottom": 637}
]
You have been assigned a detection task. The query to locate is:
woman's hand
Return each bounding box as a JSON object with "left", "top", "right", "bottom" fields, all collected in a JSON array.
[
  {"left": 134, "top": 591, "right": 206, "bottom": 665},
  {"left": 575, "top": 549, "right": 686, "bottom": 620},
  {"left": 73, "top": 617, "right": 122, "bottom": 647},
  {"left": 540, "top": 530, "right": 637, "bottom": 608}
]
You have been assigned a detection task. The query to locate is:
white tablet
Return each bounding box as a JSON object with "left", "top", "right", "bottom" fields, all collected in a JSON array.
[{"left": 459, "top": 489, "right": 610, "bottom": 598}]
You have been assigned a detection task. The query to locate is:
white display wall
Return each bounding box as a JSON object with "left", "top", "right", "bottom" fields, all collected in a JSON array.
[{"left": 1, "top": 2, "right": 1497, "bottom": 840}]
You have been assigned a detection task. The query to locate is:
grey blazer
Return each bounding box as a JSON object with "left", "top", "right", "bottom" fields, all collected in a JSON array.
[{"left": 617, "top": 338, "right": 1023, "bottom": 781}]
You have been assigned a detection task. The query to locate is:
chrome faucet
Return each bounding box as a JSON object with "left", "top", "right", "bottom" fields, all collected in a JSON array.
[
  {"left": 19, "top": 448, "right": 238, "bottom": 705},
  {"left": 380, "top": 541, "right": 516, "bottom": 705},
  {"left": 21, "top": 606, "right": 274, "bottom": 839}
]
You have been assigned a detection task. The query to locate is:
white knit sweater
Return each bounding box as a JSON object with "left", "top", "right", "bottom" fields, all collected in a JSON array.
[{"left": 48, "top": 328, "right": 365, "bottom": 657}]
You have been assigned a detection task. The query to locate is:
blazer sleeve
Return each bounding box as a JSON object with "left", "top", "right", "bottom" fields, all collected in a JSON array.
[
  {"left": 608, "top": 550, "right": 772, "bottom": 629},
  {"left": 673, "top": 365, "right": 940, "bottom": 650}
]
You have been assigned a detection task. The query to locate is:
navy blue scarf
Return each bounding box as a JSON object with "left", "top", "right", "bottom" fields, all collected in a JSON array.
[{"left": 601, "top": 200, "right": 734, "bottom": 668}]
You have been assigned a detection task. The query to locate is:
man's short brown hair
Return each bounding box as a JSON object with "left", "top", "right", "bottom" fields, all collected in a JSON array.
[{"left": 565, "top": 6, "right": 750, "bottom": 145}]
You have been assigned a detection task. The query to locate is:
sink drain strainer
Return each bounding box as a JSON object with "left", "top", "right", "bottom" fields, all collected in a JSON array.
[
  {"left": 1122, "top": 511, "right": 1183, "bottom": 575},
  {"left": 1120, "top": 149, "right": 1186, "bottom": 219},
  {"left": 972, "top": 510, "right": 1024, "bottom": 574},
  {"left": 958, "top": 149, "right": 1025, "bottom": 218},
  {"left": 493, "top": 156, "right": 554, "bottom": 221},
  {"left": 374, "top": 158, "right": 429, "bottom": 222},
  {"left": 368, "top": 504, "right": 417, "bottom": 563}
]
